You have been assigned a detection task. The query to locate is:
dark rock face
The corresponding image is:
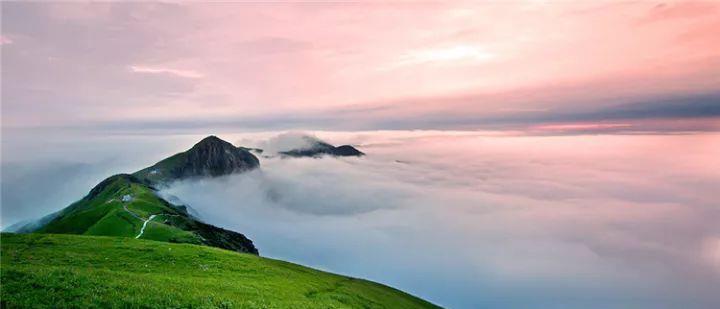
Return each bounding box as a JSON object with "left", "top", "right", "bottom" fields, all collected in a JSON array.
[
  {"left": 135, "top": 136, "right": 260, "bottom": 184},
  {"left": 182, "top": 136, "right": 260, "bottom": 177},
  {"left": 187, "top": 221, "right": 258, "bottom": 255},
  {"left": 333, "top": 145, "right": 364, "bottom": 156}
]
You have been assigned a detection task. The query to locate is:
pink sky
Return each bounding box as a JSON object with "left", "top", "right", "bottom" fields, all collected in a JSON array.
[{"left": 2, "top": 1, "right": 719, "bottom": 131}]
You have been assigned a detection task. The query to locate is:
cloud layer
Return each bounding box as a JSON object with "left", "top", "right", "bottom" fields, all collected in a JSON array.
[
  {"left": 156, "top": 131, "right": 720, "bottom": 308},
  {"left": 2, "top": 130, "right": 719, "bottom": 307}
]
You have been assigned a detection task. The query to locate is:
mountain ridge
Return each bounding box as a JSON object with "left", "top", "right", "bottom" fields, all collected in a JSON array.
[
  {"left": 0, "top": 135, "right": 440, "bottom": 308},
  {"left": 16, "top": 136, "right": 259, "bottom": 254}
]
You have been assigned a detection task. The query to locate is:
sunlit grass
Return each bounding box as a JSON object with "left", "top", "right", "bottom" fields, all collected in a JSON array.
[{"left": 1, "top": 233, "right": 438, "bottom": 308}]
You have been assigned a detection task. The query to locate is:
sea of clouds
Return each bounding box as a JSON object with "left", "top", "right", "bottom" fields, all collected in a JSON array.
[{"left": 3, "top": 130, "right": 720, "bottom": 308}]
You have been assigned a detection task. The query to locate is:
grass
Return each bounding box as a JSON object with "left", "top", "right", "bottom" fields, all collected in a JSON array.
[
  {"left": 28, "top": 173, "right": 257, "bottom": 254},
  {"left": 0, "top": 233, "right": 439, "bottom": 309},
  {"left": 37, "top": 175, "right": 201, "bottom": 244},
  {"left": 133, "top": 151, "right": 187, "bottom": 184},
  {"left": 140, "top": 217, "right": 203, "bottom": 244}
]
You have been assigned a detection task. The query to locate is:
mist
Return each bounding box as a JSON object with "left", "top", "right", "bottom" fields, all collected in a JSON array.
[
  {"left": 164, "top": 131, "right": 720, "bottom": 308},
  {"left": 3, "top": 129, "right": 720, "bottom": 308},
  {"left": 243, "top": 131, "right": 328, "bottom": 155}
]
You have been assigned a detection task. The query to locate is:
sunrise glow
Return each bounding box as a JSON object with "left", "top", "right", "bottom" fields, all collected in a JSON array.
[{"left": 2, "top": 2, "right": 719, "bottom": 308}]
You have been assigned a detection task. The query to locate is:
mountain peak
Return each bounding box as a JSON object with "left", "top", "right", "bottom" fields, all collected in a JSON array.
[
  {"left": 134, "top": 136, "right": 259, "bottom": 184},
  {"left": 196, "top": 135, "right": 225, "bottom": 145},
  {"left": 190, "top": 135, "right": 238, "bottom": 153},
  {"left": 185, "top": 136, "right": 259, "bottom": 177}
]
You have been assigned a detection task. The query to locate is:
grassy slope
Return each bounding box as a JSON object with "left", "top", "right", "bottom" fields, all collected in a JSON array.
[
  {"left": 133, "top": 152, "right": 187, "bottom": 184},
  {"left": 37, "top": 175, "right": 201, "bottom": 245},
  {"left": 1, "top": 233, "right": 438, "bottom": 309}
]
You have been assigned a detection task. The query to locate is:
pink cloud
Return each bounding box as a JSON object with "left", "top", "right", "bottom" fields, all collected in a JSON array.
[
  {"left": 640, "top": 1, "right": 719, "bottom": 23},
  {"left": 2, "top": 2, "right": 719, "bottom": 130},
  {"left": 533, "top": 123, "right": 633, "bottom": 131},
  {"left": 0, "top": 35, "right": 13, "bottom": 45},
  {"left": 130, "top": 65, "right": 204, "bottom": 79}
]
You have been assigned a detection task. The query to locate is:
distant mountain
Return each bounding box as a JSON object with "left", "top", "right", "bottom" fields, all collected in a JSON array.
[
  {"left": 15, "top": 136, "right": 258, "bottom": 254},
  {"left": 333, "top": 145, "right": 365, "bottom": 156},
  {"left": 135, "top": 135, "right": 259, "bottom": 185},
  {"left": 279, "top": 136, "right": 364, "bottom": 158},
  {"left": 3, "top": 212, "right": 60, "bottom": 233}
]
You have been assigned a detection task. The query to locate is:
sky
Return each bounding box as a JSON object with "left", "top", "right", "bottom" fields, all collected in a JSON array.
[
  {"left": 2, "top": 1, "right": 719, "bottom": 133},
  {"left": 2, "top": 2, "right": 720, "bottom": 308}
]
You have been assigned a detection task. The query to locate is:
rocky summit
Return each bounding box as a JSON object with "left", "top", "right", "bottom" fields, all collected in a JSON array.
[
  {"left": 183, "top": 136, "right": 259, "bottom": 177},
  {"left": 135, "top": 135, "right": 260, "bottom": 185}
]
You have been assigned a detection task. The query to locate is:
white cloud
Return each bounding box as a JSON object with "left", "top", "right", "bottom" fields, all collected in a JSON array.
[
  {"left": 161, "top": 131, "right": 720, "bottom": 308},
  {"left": 247, "top": 132, "right": 324, "bottom": 155}
]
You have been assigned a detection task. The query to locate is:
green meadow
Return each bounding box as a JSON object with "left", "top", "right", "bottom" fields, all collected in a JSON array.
[{"left": 1, "top": 233, "right": 439, "bottom": 308}]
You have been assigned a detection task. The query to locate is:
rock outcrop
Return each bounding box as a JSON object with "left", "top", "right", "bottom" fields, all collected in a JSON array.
[{"left": 135, "top": 135, "right": 260, "bottom": 185}]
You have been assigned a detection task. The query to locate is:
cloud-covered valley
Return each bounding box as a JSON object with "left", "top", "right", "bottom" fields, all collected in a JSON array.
[
  {"left": 159, "top": 131, "right": 720, "bottom": 308},
  {"left": 3, "top": 130, "right": 719, "bottom": 308}
]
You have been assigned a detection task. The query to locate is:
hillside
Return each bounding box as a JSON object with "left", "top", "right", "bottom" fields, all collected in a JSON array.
[
  {"left": 13, "top": 136, "right": 259, "bottom": 254},
  {"left": 0, "top": 233, "right": 439, "bottom": 308},
  {"left": 36, "top": 173, "right": 257, "bottom": 254}
]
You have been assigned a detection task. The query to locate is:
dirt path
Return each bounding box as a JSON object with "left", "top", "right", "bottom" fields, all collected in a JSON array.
[
  {"left": 121, "top": 197, "right": 155, "bottom": 239},
  {"left": 135, "top": 215, "right": 157, "bottom": 239},
  {"left": 121, "top": 196, "right": 180, "bottom": 239},
  {"left": 123, "top": 204, "right": 143, "bottom": 220}
]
